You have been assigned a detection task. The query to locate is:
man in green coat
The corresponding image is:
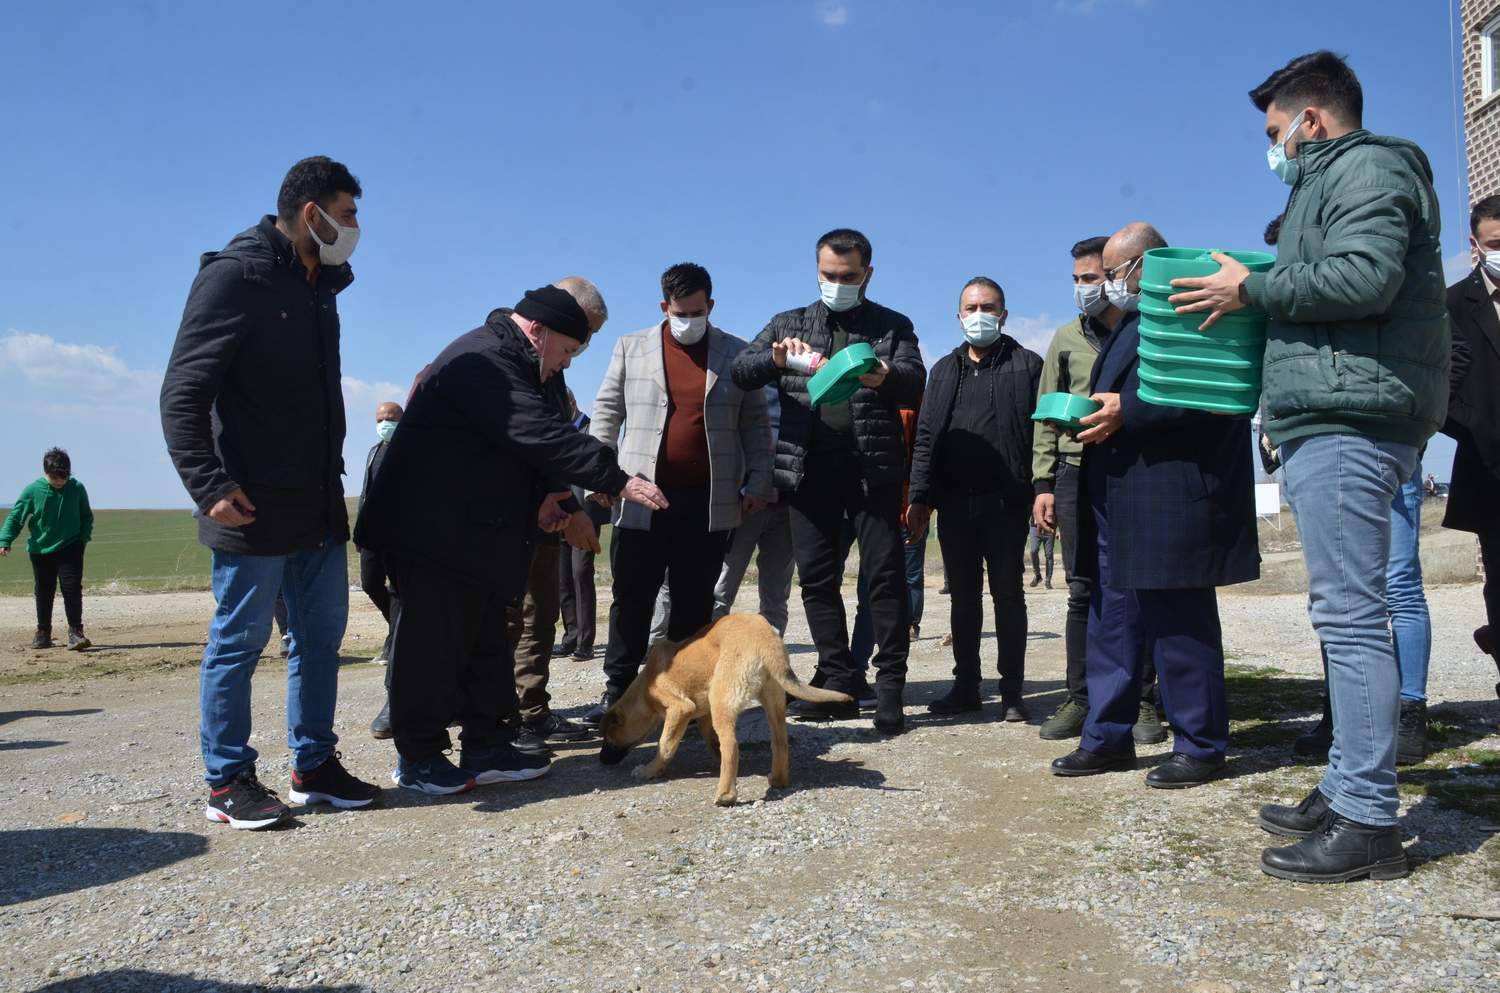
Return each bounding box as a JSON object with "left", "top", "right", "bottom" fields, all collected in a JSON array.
[
  {"left": 0, "top": 447, "right": 94, "bottom": 650},
  {"left": 1170, "top": 51, "right": 1448, "bottom": 883}
]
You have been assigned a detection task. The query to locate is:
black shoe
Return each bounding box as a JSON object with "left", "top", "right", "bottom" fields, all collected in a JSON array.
[
  {"left": 461, "top": 743, "right": 550, "bottom": 785},
  {"left": 552, "top": 642, "right": 576, "bottom": 658},
  {"left": 938, "top": 583, "right": 949, "bottom": 595},
  {"left": 927, "top": 684, "right": 982, "bottom": 716},
  {"left": 1000, "top": 698, "right": 1030, "bottom": 723},
  {"left": 1476, "top": 625, "right": 1495, "bottom": 657},
  {"left": 791, "top": 697, "right": 861, "bottom": 722},
  {"left": 205, "top": 768, "right": 291, "bottom": 830},
  {"left": 571, "top": 649, "right": 594, "bottom": 661},
  {"left": 1132, "top": 701, "right": 1167, "bottom": 745},
  {"left": 909, "top": 623, "right": 920, "bottom": 641},
  {"left": 289, "top": 753, "right": 381, "bottom": 809},
  {"left": 30, "top": 628, "right": 53, "bottom": 649},
  {"left": 370, "top": 700, "right": 392, "bottom": 740},
  {"left": 1260, "top": 814, "right": 1410, "bottom": 883},
  {"left": 66, "top": 627, "right": 91, "bottom": 651},
  {"left": 579, "top": 691, "right": 618, "bottom": 728},
  {"left": 503, "top": 722, "right": 554, "bottom": 756},
  {"left": 1144, "top": 753, "right": 1225, "bottom": 789},
  {"left": 526, "top": 712, "right": 595, "bottom": 743},
  {"left": 1396, "top": 698, "right": 1427, "bottom": 766},
  {"left": 1029, "top": 575, "right": 1041, "bottom": 588},
  {"left": 853, "top": 680, "right": 878, "bottom": 710},
  {"left": 1293, "top": 711, "right": 1333, "bottom": 758},
  {"left": 874, "top": 689, "right": 905, "bottom": 735},
  {"left": 1039, "top": 699, "right": 1088, "bottom": 740},
  {"left": 1257, "top": 786, "right": 1333, "bottom": 838},
  {"left": 1045, "top": 581, "right": 1053, "bottom": 590},
  {"left": 1051, "top": 746, "right": 1135, "bottom": 777}
]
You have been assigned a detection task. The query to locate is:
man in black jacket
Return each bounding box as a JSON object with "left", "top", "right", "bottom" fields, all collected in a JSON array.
[
  {"left": 906, "top": 277, "right": 1043, "bottom": 720},
  {"left": 160, "top": 156, "right": 380, "bottom": 830},
  {"left": 360, "top": 401, "right": 402, "bottom": 667},
  {"left": 355, "top": 285, "right": 667, "bottom": 795},
  {"left": 1443, "top": 193, "right": 1500, "bottom": 699},
  {"left": 732, "top": 229, "right": 926, "bottom": 734}
]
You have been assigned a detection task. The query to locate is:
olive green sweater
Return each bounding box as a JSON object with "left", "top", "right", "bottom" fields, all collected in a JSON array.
[
  {"left": 0, "top": 478, "right": 94, "bottom": 555},
  {"left": 1032, "top": 315, "right": 1107, "bottom": 493}
]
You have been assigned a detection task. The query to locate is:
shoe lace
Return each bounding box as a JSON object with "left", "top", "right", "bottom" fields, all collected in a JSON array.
[{"left": 237, "top": 770, "right": 281, "bottom": 801}]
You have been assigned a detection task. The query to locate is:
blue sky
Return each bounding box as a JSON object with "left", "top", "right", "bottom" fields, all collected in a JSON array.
[{"left": 0, "top": 0, "right": 1472, "bottom": 507}]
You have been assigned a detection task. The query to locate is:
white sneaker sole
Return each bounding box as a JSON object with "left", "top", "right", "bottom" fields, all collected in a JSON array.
[
  {"left": 472, "top": 764, "right": 551, "bottom": 786},
  {"left": 390, "top": 769, "right": 474, "bottom": 795},
  {"left": 287, "top": 788, "right": 377, "bottom": 809},
  {"left": 203, "top": 806, "right": 287, "bottom": 830}
]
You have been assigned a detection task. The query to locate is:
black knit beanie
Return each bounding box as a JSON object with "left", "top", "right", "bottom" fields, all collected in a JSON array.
[{"left": 514, "top": 286, "right": 591, "bottom": 342}]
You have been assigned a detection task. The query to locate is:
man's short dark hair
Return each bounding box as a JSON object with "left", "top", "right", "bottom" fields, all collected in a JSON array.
[
  {"left": 961, "top": 276, "right": 1005, "bottom": 309},
  {"left": 42, "top": 447, "right": 70, "bottom": 479},
  {"left": 1071, "top": 236, "right": 1109, "bottom": 260},
  {"left": 661, "top": 262, "right": 712, "bottom": 302},
  {"left": 1471, "top": 194, "right": 1500, "bottom": 235},
  {"left": 1249, "top": 51, "right": 1363, "bottom": 127},
  {"left": 276, "top": 156, "right": 362, "bottom": 221},
  {"left": 816, "top": 228, "right": 872, "bottom": 267}
]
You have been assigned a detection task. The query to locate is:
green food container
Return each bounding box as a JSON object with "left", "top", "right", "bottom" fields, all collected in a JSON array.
[
  {"left": 1140, "top": 247, "right": 1276, "bottom": 287},
  {"left": 807, "top": 341, "right": 879, "bottom": 406},
  {"left": 1137, "top": 336, "right": 1263, "bottom": 372},
  {"left": 1031, "top": 392, "right": 1102, "bottom": 433},
  {"left": 1137, "top": 367, "right": 1260, "bottom": 415}
]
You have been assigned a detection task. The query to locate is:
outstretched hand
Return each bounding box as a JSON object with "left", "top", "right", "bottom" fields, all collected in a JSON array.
[{"left": 620, "top": 477, "right": 670, "bottom": 511}]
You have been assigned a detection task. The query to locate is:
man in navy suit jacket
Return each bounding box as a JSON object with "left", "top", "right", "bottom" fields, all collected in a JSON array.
[{"left": 1050, "top": 223, "right": 1260, "bottom": 788}]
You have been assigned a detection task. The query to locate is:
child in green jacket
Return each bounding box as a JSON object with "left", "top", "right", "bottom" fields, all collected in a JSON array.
[{"left": 0, "top": 448, "right": 94, "bottom": 649}]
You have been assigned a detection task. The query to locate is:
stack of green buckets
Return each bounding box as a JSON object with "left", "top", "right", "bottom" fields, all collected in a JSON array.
[{"left": 1137, "top": 247, "right": 1277, "bottom": 414}]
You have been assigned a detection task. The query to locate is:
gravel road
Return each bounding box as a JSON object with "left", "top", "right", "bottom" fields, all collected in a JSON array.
[{"left": 2, "top": 581, "right": 1497, "bottom": 993}]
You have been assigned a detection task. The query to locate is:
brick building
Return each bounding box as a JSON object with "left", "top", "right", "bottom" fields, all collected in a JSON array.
[{"left": 1463, "top": 0, "right": 1500, "bottom": 201}]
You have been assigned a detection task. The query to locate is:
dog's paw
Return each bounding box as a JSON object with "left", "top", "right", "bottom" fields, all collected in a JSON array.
[
  {"left": 631, "top": 764, "right": 661, "bottom": 781},
  {"left": 768, "top": 773, "right": 789, "bottom": 789},
  {"left": 714, "top": 792, "right": 737, "bottom": 807}
]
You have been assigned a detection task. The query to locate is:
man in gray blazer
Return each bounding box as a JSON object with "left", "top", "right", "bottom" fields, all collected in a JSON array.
[{"left": 582, "top": 263, "right": 775, "bottom": 722}]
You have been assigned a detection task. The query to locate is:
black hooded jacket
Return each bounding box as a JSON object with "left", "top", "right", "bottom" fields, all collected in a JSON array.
[
  {"left": 160, "top": 216, "right": 351, "bottom": 555},
  {"left": 353, "top": 313, "right": 629, "bottom": 603}
]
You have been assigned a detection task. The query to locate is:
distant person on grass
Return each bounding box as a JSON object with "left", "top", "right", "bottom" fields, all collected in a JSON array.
[
  {"left": 0, "top": 447, "right": 94, "bottom": 651},
  {"left": 160, "top": 155, "right": 381, "bottom": 830}
]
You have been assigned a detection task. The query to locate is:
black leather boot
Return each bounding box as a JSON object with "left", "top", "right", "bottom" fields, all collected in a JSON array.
[
  {"left": 874, "top": 689, "right": 905, "bottom": 735},
  {"left": 927, "top": 683, "right": 982, "bottom": 716},
  {"left": 1260, "top": 814, "right": 1409, "bottom": 883},
  {"left": 1050, "top": 746, "right": 1135, "bottom": 777},
  {"left": 1257, "top": 786, "right": 1332, "bottom": 837}
]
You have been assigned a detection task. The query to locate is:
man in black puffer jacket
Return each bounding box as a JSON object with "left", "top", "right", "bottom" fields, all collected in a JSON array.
[
  {"left": 732, "top": 229, "right": 925, "bottom": 734},
  {"left": 906, "top": 277, "right": 1042, "bottom": 722}
]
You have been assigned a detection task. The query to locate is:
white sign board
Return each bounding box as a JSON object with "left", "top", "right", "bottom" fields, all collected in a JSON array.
[{"left": 1255, "top": 483, "right": 1282, "bottom": 517}]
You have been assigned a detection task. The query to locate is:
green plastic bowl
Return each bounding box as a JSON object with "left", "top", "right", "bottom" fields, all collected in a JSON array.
[
  {"left": 1137, "top": 299, "right": 1267, "bottom": 344},
  {"left": 1137, "top": 343, "right": 1261, "bottom": 390},
  {"left": 1141, "top": 247, "right": 1276, "bottom": 288},
  {"left": 1031, "top": 392, "right": 1102, "bottom": 433},
  {"left": 1137, "top": 365, "right": 1261, "bottom": 415},
  {"left": 808, "top": 341, "right": 879, "bottom": 406},
  {"left": 1136, "top": 333, "right": 1265, "bottom": 369}
]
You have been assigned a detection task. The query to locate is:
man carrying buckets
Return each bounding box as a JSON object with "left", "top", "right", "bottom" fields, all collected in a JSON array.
[
  {"left": 1049, "top": 222, "right": 1259, "bottom": 788},
  {"left": 1168, "top": 51, "right": 1448, "bottom": 883}
]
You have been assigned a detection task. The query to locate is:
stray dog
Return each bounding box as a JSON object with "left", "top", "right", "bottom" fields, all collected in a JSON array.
[{"left": 597, "top": 613, "right": 852, "bottom": 806}]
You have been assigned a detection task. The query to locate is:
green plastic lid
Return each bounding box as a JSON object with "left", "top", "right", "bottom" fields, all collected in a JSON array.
[
  {"left": 1031, "top": 392, "right": 1102, "bottom": 433},
  {"left": 808, "top": 341, "right": 879, "bottom": 406}
]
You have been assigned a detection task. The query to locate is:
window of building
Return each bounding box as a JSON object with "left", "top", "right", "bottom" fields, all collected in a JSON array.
[{"left": 1484, "top": 15, "right": 1500, "bottom": 100}]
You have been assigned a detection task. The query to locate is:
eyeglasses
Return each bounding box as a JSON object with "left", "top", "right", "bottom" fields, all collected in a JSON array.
[{"left": 1103, "top": 255, "right": 1142, "bottom": 282}]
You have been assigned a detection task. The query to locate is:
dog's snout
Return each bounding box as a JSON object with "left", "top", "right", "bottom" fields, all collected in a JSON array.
[{"left": 599, "top": 743, "right": 629, "bottom": 766}]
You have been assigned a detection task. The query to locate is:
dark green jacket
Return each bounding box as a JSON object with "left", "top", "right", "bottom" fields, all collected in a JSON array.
[
  {"left": 1243, "top": 130, "right": 1449, "bottom": 448},
  {"left": 0, "top": 478, "right": 93, "bottom": 555}
]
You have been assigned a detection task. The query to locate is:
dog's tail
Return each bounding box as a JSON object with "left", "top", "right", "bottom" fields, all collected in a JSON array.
[{"left": 766, "top": 647, "right": 853, "bottom": 704}]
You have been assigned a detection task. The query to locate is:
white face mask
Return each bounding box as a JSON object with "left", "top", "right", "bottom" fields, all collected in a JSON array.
[
  {"left": 960, "top": 311, "right": 1003, "bottom": 347},
  {"left": 1104, "top": 256, "right": 1141, "bottom": 313},
  {"left": 307, "top": 204, "right": 360, "bottom": 266},
  {"left": 1074, "top": 282, "right": 1108, "bottom": 316},
  {"left": 1266, "top": 108, "right": 1310, "bottom": 187},
  {"left": 376, "top": 419, "right": 397, "bottom": 443},
  {"left": 820, "top": 279, "right": 864, "bottom": 312},
  {"left": 668, "top": 314, "right": 708, "bottom": 345},
  {"left": 1481, "top": 248, "right": 1500, "bottom": 281}
]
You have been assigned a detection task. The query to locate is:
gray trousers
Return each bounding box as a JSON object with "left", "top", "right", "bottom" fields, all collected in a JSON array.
[{"left": 711, "top": 502, "right": 796, "bottom": 636}]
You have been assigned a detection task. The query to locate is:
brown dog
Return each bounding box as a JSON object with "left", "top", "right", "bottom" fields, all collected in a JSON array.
[{"left": 597, "top": 613, "right": 852, "bottom": 805}]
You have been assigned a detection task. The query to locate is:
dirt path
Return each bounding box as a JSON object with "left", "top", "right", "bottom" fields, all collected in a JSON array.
[{"left": 2, "top": 584, "right": 1497, "bottom": 993}]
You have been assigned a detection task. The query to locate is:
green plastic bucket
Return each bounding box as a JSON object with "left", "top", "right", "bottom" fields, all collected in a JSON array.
[
  {"left": 1031, "top": 392, "right": 1102, "bottom": 433},
  {"left": 808, "top": 341, "right": 879, "bottom": 406},
  {"left": 1137, "top": 341, "right": 1260, "bottom": 388},
  {"left": 1137, "top": 366, "right": 1260, "bottom": 415},
  {"left": 1141, "top": 247, "right": 1276, "bottom": 286},
  {"left": 1138, "top": 326, "right": 1265, "bottom": 364}
]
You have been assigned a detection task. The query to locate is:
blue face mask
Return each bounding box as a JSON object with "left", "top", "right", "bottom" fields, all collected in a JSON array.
[
  {"left": 376, "top": 419, "right": 397, "bottom": 443},
  {"left": 961, "top": 311, "right": 1003, "bottom": 347},
  {"left": 1267, "top": 109, "right": 1310, "bottom": 186}
]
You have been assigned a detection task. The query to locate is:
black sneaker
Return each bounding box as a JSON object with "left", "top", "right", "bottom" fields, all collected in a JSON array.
[
  {"left": 579, "top": 691, "right": 618, "bottom": 728},
  {"left": 66, "top": 628, "right": 91, "bottom": 651},
  {"left": 526, "top": 712, "right": 595, "bottom": 743},
  {"left": 30, "top": 628, "right": 53, "bottom": 649},
  {"left": 502, "top": 722, "right": 554, "bottom": 757},
  {"left": 205, "top": 768, "right": 290, "bottom": 830},
  {"left": 553, "top": 642, "right": 576, "bottom": 658},
  {"left": 790, "top": 697, "right": 861, "bottom": 721},
  {"left": 571, "top": 649, "right": 594, "bottom": 661},
  {"left": 854, "top": 679, "right": 878, "bottom": 710},
  {"left": 1396, "top": 699, "right": 1427, "bottom": 766},
  {"left": 460, "top": 743, "right": 551, "bottom": 785},
  {"left": 392, "top": 753, "right": 476, "bottom": 795},
  {"left": 289, "top": 753, "right": 381, "bottom": 809},
  {"left": 927, "top": 684, "right": 983, "bottom": 716},
  {"left": 1000, "top": 698, "right": 1030, "bottom": 723}
]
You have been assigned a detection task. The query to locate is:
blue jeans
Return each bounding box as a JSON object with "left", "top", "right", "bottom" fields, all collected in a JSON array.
[
  {"left": 1282, "top": 434, "right": 1418, "bottom": 827},
  {"left": 1387, "top": 465, "right": 1431, "bottom": 703},
  {"left": 199, "top": 538, "right": 349, "bottom": 785}
]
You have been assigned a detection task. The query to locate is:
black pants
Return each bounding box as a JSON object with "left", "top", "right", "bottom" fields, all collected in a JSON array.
[
  {"left": 386, "top": 556, "right": 518, "bottom": 760},
  {"left": 1029, "top": 530, "right": 1055, "bottom": 584},
  {"left": 558, "top": 533, "right": 599, "bottom": 654},
  {"left": 359, "top": 547, "right": 397, "bottom": 659},
  {"left": 1480, "top": 525, "right": 1500, "bottom": 638},
  {"left": 788, "top": 454, "right": 909, "bottom": 696},
  {"left": 1055, "top": 461, "right": 1157, "bottom": 708},
  {"left": 602, "top": 488, "right": 727, "bottom": 697},
  {"left": 31, "top": 540, "right": 84, "bottom": 632},
  {"left": 936, "top": 494, "right": 1028, "bottom": 697}
]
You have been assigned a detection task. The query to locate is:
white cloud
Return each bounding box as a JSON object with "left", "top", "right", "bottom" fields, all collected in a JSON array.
[
  {"left": 1444, "top": 248, "right": 1474, "bottom": 284},
  {"left": 816, "top": 2, "right": 849, "bottom": 28},
  {"left": 1005, "top": 312, "right": 1068, "bottom": 356},
  {"left": 0, "top": 331, "right": 161, "bottom": 410},
  {"left": 342, "top": 375, "right": 409, "bottom": 417}
]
